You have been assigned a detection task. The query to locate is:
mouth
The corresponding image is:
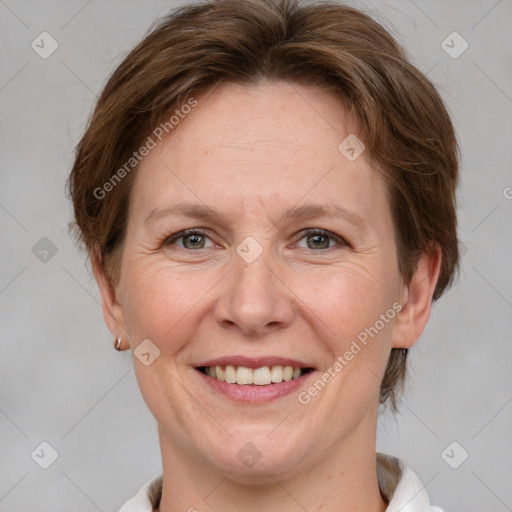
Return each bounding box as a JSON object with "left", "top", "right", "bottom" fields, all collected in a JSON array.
[
  {"left": 193, "top": 356, "right": 316, "bottom": 402},
  {"left": 196, "top": 364, "right": 314, "bottom": 385}
]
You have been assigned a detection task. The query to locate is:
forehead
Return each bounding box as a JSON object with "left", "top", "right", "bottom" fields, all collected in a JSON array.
[{"left": 131, "top": 81, "right": 389, "bottom": 228}]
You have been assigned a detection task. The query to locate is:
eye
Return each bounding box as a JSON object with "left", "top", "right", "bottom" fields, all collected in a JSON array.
[
  {"left": 164, "top": 229, "right": 214, "bottom": 250},
  {"left": 162, "top": 228, "right": 349, "bottom": 252},
  {"left": 294, "top": 229, "right": 348, "bottom": 251}
]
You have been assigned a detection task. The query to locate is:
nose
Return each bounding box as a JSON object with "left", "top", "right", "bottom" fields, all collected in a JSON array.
[{"left": 213, "top": 245, "right": 295, "bottom": 337}]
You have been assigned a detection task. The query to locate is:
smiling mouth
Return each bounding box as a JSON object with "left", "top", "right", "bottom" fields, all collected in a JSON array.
[{"left": 196, "top": 365, "right": 314, "bottom": 385}]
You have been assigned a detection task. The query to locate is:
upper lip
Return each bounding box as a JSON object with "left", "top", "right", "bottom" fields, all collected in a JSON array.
[{"left": 196, "top": 355, "right": 313, "bottom": 369}]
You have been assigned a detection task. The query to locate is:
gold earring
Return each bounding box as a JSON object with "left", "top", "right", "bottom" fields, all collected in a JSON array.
[{"left": 114, "top": 337, "right": 122, "bottom": 351}]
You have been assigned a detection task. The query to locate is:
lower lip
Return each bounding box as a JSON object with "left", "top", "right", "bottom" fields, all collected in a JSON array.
[{"left": 196, "top": 369, "right": 313, "bottom": 403}]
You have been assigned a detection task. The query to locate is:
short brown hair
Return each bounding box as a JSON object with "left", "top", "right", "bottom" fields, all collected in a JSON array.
[{"left": 67, "top": 0, "right": 460, "bottom": 410}]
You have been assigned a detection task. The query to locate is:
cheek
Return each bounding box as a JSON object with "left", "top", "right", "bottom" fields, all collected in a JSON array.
[
  {"left": 120, "top": 260, "right": 193, "bottom": 349},
  {"left": 121, "top": 262, "right": 210, "bottom": 431},
  {"left": 298, "top": 268, "right": 399, "bottom": 412},
  {"left": 300, "top": 262, "right": 398, "bottom": 343}
]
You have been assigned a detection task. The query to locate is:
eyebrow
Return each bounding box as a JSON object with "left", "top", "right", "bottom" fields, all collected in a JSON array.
[{"left": 144, "top": 202, "right": 367, "bottom": 230}]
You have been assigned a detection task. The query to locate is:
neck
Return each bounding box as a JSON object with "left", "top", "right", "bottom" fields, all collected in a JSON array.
[{"left": 156, "top": 419, "right": 387, "bottom": 512}]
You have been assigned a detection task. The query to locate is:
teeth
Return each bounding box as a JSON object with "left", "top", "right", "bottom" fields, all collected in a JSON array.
[
  {"left": 236, "top": 366, "right": 253, "bottom": 385},
  {"left": 270, "top": 365, "right": 283, "bottom": 383},
  {"left": 253, "top": 367, "right": 272, "bottom": 385},
  {"left": 204, "top": 365, "right": 306, "bottom": 385},
  {"left": 283, "top": 366, "right": 293, "bottom": 381},
  {"left": 225, "top": 365, "right": 237, "bottom": 383}
]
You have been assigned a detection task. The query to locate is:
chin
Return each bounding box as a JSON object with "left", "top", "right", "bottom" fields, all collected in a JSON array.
[{"left": 198, "top": 428, "right": 310, "bottom": 480}]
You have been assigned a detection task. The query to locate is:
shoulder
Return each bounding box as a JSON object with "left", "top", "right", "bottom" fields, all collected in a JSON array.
[
  {"left": 377, "top": 452, "right": 444, "bottom": 512},
  {"left": 118, "top": 475, "right": 162, "bottom": 512}
]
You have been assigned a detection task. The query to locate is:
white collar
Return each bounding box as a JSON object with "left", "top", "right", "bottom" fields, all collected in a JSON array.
[
  {"left": 118, "top": 453, "right": 443, "bottom": 512},
  {"left": 377, "top": 453, "right": 444, "bottom": 512}
]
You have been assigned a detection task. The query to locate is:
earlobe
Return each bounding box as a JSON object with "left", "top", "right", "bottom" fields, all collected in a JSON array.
[
  {"left": 91, "top": 246, "right": 127, "bottom": 340},
  {"left": 391, "top": 244, "right": 442, "bottom": 349}
]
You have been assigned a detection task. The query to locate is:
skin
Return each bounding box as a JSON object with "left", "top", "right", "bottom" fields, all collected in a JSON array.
[{"left": 94, "top": 81, "right": 441, "bottom": 511}]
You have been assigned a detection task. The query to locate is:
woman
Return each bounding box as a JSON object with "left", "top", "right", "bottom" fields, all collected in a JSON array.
[{"left": 67, "top": 0, "right": 459, "bottom": 510}]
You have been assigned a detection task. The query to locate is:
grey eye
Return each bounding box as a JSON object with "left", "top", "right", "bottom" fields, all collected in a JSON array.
[{"left": 182, "top": 233, "right": 207, "bottom": 249}]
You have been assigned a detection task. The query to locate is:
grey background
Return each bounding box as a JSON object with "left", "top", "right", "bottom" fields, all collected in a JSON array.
[{"left": 1, "top": 0, "right": 511, "bottom": 510}]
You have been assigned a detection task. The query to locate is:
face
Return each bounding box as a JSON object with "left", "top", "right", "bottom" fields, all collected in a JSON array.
[{"left": 105, "top": 81, "right": 412, "bottom": 478}]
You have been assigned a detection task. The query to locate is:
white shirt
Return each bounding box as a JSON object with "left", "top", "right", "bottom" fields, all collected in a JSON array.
[{"left": 118, "top": 453, "right": 443, "bottom": 512}]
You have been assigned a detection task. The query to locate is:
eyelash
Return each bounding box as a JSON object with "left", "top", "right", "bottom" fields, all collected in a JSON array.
[{"left": 162, "top": 228, "right": 349, "bottom": 252}]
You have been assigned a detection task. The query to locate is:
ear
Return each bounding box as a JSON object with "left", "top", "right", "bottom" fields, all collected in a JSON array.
[
  {"left": 91, "top": 246, "right": 128, "bottom": 340},
  {"left": 391, "top": 244, "right": 442, "bottom": 349}
]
